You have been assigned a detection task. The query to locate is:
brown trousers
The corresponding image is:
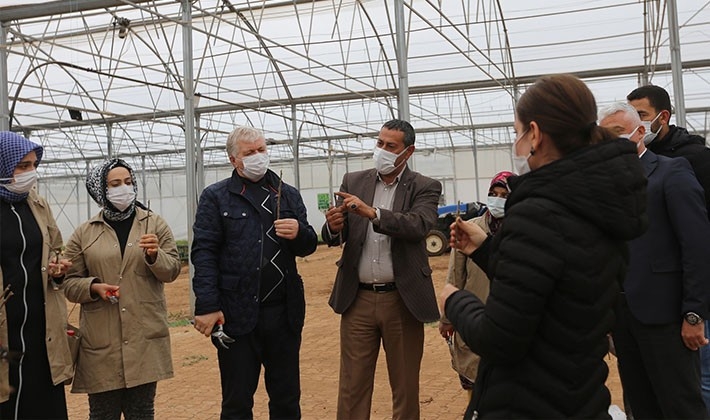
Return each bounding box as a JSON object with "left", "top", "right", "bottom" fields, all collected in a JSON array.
[{"left": 337, "top": 289, "right": 424, "bottom": 420}]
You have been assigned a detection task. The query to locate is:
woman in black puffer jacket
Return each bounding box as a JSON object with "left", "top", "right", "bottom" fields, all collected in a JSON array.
[{"left": 441, "top": 74, "right": 648, "bottom": 419}]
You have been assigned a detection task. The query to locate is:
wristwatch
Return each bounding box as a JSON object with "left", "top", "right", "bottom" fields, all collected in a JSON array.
[{"left": 684, "top": 312, "right": 703, "bottom": 326}]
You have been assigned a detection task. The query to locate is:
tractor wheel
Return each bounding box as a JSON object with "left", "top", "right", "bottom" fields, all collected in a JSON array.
[{"left": 425, "top": 230, "right": 449, "bottom": 257}]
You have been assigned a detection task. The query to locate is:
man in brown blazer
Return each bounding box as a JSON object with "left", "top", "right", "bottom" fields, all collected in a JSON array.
[{"left": 322, "top": 119, "right": 442, "bottom": 420}]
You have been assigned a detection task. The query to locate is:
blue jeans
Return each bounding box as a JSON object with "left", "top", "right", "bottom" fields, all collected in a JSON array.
[{"left": 702, "top": 320, "right": 710, "bottom": 415}]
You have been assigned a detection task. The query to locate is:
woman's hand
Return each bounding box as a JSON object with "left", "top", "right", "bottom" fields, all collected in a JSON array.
[
  {"left": 139, "top": 233, "right": 159, "bottom": 263},
  {"left": 439, "top": 283, "right": 461, "bottom": 317},
  {"left": 48, "top": 258, "right": 72, "bottom": 278},
  {"left": 438, "top": 321, "right": 454, "bottom": 340},
  {"left": 90, "top": 282, "right": 120, "bottom": 302},
  {"left": 450, "top": 218, "right": 488, "bottom": 256}
]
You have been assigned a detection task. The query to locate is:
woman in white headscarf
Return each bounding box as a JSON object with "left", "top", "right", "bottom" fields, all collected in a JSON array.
[
  {"left": 0, "top": 131, "right": 73, "bottom": 420},
  {"left": 63, "top": 158, "right": 180, "bottom": 420}
]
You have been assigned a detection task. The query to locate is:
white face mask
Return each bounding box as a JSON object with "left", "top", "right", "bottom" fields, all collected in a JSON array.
[
  {"left": 620, "top": 125, "right": 640, "bottom": 141},
  {"left": 373, "top": 146, "right": 408, "bottom": 175},
  {"left": 107, "top": 184, "right": 136, "bottom": 212},
  {"left": 239, "top": 152, "right": 270, "bottom": 181},
  {"left": 2, "top": 170, "right": 38, "bottom": 194},
  {"left": 641, "top": 112, "right": 663, "bottom": 145},
  {"left": 511, "top": 130, "right": 531, "bottom": 175},
  {"left": 486, "top": 196, "right": 506, "bottom": 219}
]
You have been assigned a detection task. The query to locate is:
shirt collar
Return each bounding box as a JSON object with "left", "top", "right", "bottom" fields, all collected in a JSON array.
[{"left": 376, "top": 166, "right": 405, "bottom": 186}]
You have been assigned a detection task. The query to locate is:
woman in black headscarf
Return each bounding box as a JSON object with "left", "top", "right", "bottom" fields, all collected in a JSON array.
[
  {"left": 63, "top": 158, "right": 181, "bottom": 420},
  {"left": 0, "top": 131, "right": 73, "bottom": 419}
]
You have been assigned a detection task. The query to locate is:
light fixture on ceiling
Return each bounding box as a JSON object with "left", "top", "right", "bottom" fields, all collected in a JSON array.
[{"left": 114, "top": 17, "right": 130, "bottom": 39}]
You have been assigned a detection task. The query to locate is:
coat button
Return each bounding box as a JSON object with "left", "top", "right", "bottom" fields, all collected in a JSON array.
[
  {"left": 41, "top": 267, "right": 47, "bottom": 272},
  {"left": 124, "top": 340, "right": 128, "bottom": 345},
  {"left": 122, "top": 308, "right": 126, "bottom": 312},
  {"left": 223, "top": 212, "right": 228, "bottom": 216},
  {"left": 127, "top": 243, "right": 133, "bottom": 247},
  {"left": 242, "top": 212, "right": 247, "bottom": 217}
]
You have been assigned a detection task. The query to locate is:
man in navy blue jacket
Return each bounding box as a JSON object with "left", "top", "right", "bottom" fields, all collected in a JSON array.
[
  {"left": 192, "top": 126, "right": 318, "bottom": 419},
  {"left": 600, "top": 103, "right": 710, "bottom": 419}
]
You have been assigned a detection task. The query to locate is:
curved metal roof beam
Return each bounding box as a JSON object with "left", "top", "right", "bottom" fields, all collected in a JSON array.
[
  {"left": 8, "top": 61, "right": 110, "bottom": 159},
  {"left": 358, "top": 0, "right": 397, "bottom": 119},
  {"left": 496, "top": 0, "right": 518, "bottom": 104},
  {"left": 222, "top": 0, "right": 292, "bottom": 102},
  {"left": 413, "top": 0, "right": 513, "bottom": 97}
]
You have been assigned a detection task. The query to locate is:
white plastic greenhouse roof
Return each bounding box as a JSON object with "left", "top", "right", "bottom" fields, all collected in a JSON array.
[{"left": 2, "top": 0, "right": 710, "bottom": 179}]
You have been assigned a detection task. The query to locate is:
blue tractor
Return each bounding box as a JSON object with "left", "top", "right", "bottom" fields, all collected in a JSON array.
[{"left": 425, "top": 202, "right": 486, "bottom": 256}]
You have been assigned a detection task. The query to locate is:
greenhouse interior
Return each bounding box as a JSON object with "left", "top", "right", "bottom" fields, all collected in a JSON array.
[{"left": 2, "top": 0, "right": 709, "bottom": 241}]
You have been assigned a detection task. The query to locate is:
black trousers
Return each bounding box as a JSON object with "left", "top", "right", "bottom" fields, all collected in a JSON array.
[
  {"left": 88, "top": 382, "right": 157, "bottom": 420},
  {"left": 216, "top": 304, "right": 301, "bottom": 420},
  {"left": 0, "top": 345, "right": 67, "bottom": 420},
  {"left": 613, "top": 295, "right": 708, "bottom": 419}
]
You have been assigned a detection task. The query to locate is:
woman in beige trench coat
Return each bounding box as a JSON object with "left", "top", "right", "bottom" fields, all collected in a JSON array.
[
  {"left": 0, "top": 131, "right": 73, "bottom": 419},
  {"left": 438, "top": 171, "right": 514, "bottom": 401},
  {"left": 63, "top": 158, "right": 180, "bottom": 420}
]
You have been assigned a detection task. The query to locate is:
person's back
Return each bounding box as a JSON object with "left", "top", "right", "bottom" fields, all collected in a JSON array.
[
  {"left": 441, "top": 74, "right": 647, "bottom": 418},
  {"left": 466, "top": 139, "right": 645, "bottom": 418}
]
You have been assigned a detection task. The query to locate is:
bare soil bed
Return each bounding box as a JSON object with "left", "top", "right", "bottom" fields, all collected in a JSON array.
[{"left": 65, "top": 244, "right": 622, "bottom": 419}]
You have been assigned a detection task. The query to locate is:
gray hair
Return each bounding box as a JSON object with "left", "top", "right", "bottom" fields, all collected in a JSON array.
[
  {"left": 598, "top": 102, "right": 641, "bottom": 126},
  {"left": 226, "top": 126, "right": 265, "bottom": 158}
]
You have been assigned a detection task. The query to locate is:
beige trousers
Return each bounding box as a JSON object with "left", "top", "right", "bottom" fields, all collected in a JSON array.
[{"left": 337, "top": 289, "right": 424, "bottom": 420}]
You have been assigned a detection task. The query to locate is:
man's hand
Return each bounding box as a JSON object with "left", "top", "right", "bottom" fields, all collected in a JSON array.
[
  {"left": 194, "top": 311, "right": 225, "bottom": 338},
  {"left": 681, "top": 321, "right": 708, "bottom": 351},
  {"left": 325, "top": 205, "right": 346, "bottom": 233},
  {"left": 450, "top": 218, "right": 487, "bottom": 256},
  {"left": 274, "top": 218, "right": 299, "bottom": 240},
  {"left": 335, "top": 191, "right": 377, "bottom": 220}
]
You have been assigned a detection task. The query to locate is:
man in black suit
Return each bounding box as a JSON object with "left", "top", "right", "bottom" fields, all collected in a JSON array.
[
  {"left": 628, "top": 85, "right": 710, "bottom": 414},
  {"left": 600, "top": 102, "right": 710, "bottom": 419},
  {"left": 322, "top": 119, "right": 442, "bottom": 420}
]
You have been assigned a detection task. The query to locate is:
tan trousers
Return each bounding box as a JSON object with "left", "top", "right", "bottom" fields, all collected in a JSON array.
[{"left": 337, "top": 289, "right": 424, "bottom": 420}]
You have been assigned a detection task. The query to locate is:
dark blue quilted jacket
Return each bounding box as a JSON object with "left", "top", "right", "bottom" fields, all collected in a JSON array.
[{"left": 191, "top": 169, "right": 318, "bottom": 336}]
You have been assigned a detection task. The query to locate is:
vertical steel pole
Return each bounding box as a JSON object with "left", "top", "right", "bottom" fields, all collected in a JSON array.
[
  {"left": 195, "top": 112, "right": 204, "bottom": 194},
  {"left": 291, "top": 104, "right": 300, "bottom": 189},
  {"left": 141, "top": 154, "right": 147, "bottom": 204},
  {"left": 0, "top": 23, "right": 9, "bottom": 131},
  {"left": 393, "top": 0, "right": 410, "bottom": 122},
  {"left": 667, "top": 0, "right": 686, "bottom": 126},
  {"left": 182, "top": 0, "right": 197, "bottom": 314},
  {"left": 106, "top": 123, "right": 113, "bottom": 158}
]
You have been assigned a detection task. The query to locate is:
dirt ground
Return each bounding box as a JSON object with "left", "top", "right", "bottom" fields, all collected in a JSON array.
[{"left": 65, "top": 244, "right": 623, "bottom": 419}]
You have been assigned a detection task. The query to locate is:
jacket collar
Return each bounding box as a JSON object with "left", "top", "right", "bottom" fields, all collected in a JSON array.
[
  {"left": 639, "top": 149, "right": 658, "bottom": 178},
  {"left": 227, "top": 169, "right": 281, "bottom": 195}
]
